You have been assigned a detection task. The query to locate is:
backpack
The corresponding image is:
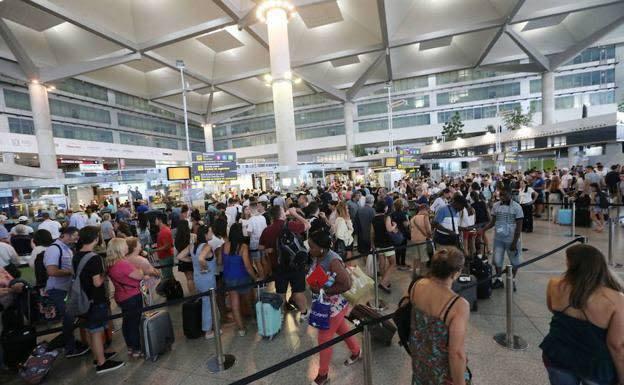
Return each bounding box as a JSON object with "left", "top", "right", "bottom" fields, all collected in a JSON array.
[
  {"left": 393, "top": 277, "right": 423, "bottom": 355},
  {"left": 34, "top": 244, "right": 62, "bottom": 288},
  {"left": 276, "top": 222, "right": 309, "bottom": 272},
  {"left": 65, "top": 252, "right": 97, "bottom": 317}
]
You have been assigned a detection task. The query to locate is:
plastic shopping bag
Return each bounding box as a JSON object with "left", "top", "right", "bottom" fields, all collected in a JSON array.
[{"left": 308, "top": 290, "right": 331, "bottom": 330}]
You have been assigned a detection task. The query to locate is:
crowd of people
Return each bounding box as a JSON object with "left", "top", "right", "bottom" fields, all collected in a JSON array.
[{"left": 0, "top": 161, "right": 622, "bottom": 385}]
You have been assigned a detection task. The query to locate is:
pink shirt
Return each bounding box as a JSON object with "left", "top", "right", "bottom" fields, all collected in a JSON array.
[
  {"left": 126, "top": 255, "right": 152, "bottom": 275},
  {"left": 109, "top": 260, "right": 141, "bottom": 303}
]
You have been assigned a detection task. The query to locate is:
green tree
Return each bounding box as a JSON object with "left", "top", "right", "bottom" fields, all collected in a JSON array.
[
  {"left": 502, "top": 107, "right": 533, "bottom": 131},
  {"left": 441, "top": 112, "right": 464, "bottom": 141},
  {"left": 352, "top": 144, "right": 367, "bottom": 157}
]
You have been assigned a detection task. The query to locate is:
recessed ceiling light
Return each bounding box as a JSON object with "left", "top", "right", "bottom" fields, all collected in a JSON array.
[{"left": 419, "top": 36, "right": 453, "bottom": 51}]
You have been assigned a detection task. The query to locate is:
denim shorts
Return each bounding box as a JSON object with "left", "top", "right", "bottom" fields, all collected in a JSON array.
[
  {"left": 85, "top": 303, "right": 110, "bottom": 333},
  {"left": 249, "top": 250, "right": 263, "bottom": 261},
  {"left": 224, "top": 277, "right": 252, "bottom": 294},
  {"left": 493, "top": 239, "right": 521, "bottom": 268}
]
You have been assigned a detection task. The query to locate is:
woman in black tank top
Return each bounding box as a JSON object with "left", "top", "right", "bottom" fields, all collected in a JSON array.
[{"left": 371, "top": 201, "right": 395, "bottom": 293}]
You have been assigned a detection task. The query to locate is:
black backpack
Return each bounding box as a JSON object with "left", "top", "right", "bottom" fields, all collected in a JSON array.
[
  {"left": 598, "top": 192, "right": 609, "bottom": 209},
  {"left": 34, "top": 244, "right": 62, "bottom": 288},
  {"left": 276, "top": 222, "right": 309, "bottom": 272},
  {"left": 393, "top": 277, "right": 423, "bottom": 355}
]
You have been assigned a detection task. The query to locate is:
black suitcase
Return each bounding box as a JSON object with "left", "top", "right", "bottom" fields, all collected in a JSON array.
[
  {"left": 348, "top": 304, "right": 396, "bottom": 346},
  {"left": 452, "top": 275, "right": 478, "bottom": 312},
  {"left": 182, "top": 299, "right": 203, "bottom": 339},
  {"left": 1, "top": 327, "right": 37, "bottom": 369},
  {"left": 470, "top": 258, "right": 492, "bottom": 300}
]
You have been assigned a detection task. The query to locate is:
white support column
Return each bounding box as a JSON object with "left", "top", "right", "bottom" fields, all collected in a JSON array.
[
  {"left": 344, "top": 101, "right": 355, "bottom": 161},
  {"left": 204, "top": 123, "right": 215, "bottom": 152},
  {"left": 28, "top": 81, "right": 58, "bottom": 174},
  {"left": 541, "top": 71, "right": 554, "bottom": 126},
  {"left": 261, "top": 3, "right": 298, "bottom": 170}
]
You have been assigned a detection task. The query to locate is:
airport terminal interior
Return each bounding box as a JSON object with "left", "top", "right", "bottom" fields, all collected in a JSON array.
[{"left": 0, "top": 0, "right": 624, "bottom": 384}]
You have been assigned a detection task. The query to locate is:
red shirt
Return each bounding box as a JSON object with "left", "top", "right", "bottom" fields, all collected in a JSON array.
[
  {"left": 259, "top": 219, "right": 305, "bottom": 251},
  {"left": 156, "top": 225, "right": 173, "bottom": 259}
]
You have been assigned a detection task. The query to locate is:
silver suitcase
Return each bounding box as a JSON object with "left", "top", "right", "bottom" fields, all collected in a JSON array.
[{"left": 139, "top": 280, "right": 174, "bottom": 362}]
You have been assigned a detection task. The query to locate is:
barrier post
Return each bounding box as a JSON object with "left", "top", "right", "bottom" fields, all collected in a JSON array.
[
  {"left": 570, "top": 201, "right": 576, "bottom": 238},
  {"left": 608, "top": 214, "right": 614, "bottom": 266},
  {"left": 206, "top": 289, "right": 236, "bottom": 373},
  {"left": 367, "top": 249, "right": 387, "bottom": 311},
  {"left": 546, "top": 202, "right": 550, "bottom": 222},
  {"left": 362, "top": 324, "right": 374, "bottom": 385},
  {"left": 494, "top": 265, "right": 528, "bottom": 351}
]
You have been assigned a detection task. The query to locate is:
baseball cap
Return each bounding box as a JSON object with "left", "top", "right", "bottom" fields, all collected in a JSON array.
[{"left": 18, "top": 216, "right": 28, "bottom": 222}]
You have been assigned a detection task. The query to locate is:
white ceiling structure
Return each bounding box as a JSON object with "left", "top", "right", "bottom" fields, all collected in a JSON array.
[{"left": 0, "top": 0, "right": 623, "bottom": 119}]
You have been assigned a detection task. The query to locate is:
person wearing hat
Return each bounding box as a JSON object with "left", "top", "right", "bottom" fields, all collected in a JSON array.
[{"left": 9, "top": 216, "right": 34, "bottom": 236}]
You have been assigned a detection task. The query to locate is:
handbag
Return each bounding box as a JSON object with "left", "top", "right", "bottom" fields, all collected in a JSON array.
[
  {"left": 332, "top": 238, "right": 347, "bottom": 259},
  {"left": 343, "top": 266, "right": 374, "bottom": 305},
  {"left": 413, "top": 216, "right": 434, "bottom": 257},
  {"left": 433, "top": 206, "right": 461, "bottom": 247},
  {"left": 388, "top": 230, "right": 405, "bottom": 246},
  {"left": 309, "top": 290, "right": 331, "bottom": 330}
]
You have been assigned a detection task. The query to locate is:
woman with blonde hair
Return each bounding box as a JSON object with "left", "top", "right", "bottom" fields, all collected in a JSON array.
[
  {"left": 106, "top": 238, "right": 144, "bottom": 358},
  {"left": 333, "top": 201, "right": 354, "bottom": 261},
  {"left": 548, "top": 176, "right": 566, "bottom": 224}
]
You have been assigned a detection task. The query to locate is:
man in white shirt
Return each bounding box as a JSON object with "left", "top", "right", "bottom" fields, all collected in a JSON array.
[
  {"left": 0, "top": 240, "right": 18, "bottom": 268},
  {"left": 430, "top": 188, "right": 452, "bottom": 213},
  {"left": 37, "top": 212, "right": 62, "bottom": 239},
  {"left": 68, "top": 211, "right": 87, "bottom": 229},
  {"left": 225, "top": 198, "right": 240, "bottom": 233},
  {"left": 246, "top": 203, "right": 268, "bottom": 279},
  {"left": 272, "top": 191, "right": 286, "bottom": 209}
]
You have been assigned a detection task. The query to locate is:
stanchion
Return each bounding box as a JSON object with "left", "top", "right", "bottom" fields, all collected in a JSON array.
[
  {"left": 362, "top": 324, "right": 374, "bottom": 385},
  {"left": 570, "top": 201, "right": 576, "bottom": 238},
  {"left": 367, "top": 250, "right": 386, "bottom": 311},
  {"left": 608, "top": 215, "right": 614, "bottom": 266},
  {"left": 207, "top": 289, "right": 236, "bottom": 373},
  {"left": 494, "top": 265, "right": 528, "bottom": 351},
  {"left": 546, "top": 202, "right": 550, "bottom": 223}
]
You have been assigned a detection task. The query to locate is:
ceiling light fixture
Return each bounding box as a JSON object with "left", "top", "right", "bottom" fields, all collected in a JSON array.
[
  {"left": 256, "top": 0, "right": 296, "bottom": 23},
  {"left": 47, "top": 85, "right": 56, "bottom": 91}
]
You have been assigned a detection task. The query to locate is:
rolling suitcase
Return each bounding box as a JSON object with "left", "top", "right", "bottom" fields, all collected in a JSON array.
[
  {"left": 182, "top": 299, "right": 203, "bottom": 339},
  {"left": 1, "top": 288, "right": 37, "bottom": 369},
  {"left": 140, "top": 280, "right": 174, "bottom": 362},
  {"left": 452, "top": 274, "right": 478, "bottom": 312},
  {"left": 256, "top": 288, "right": 283, "bottom": 339},
  {"left": 558, "top": 209, "right": 573, "bottom": 226},
  {"left": 348, "top": 304, "right": 396, "bottom": 346}
]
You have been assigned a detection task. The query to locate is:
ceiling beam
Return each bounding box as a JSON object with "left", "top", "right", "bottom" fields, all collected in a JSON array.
[
  {"left": 376, "top": 0, "right": 392, "bottom": 81},
  {"left": 292, "top": 44, "right": 385, "bottom": 68},
  {"left": 478, "top": 62, "right": 544, "bottom": 73},
  {"left": 237, "top": 5, "right": 258, "bottom": 30},
  {"left": 0, "top": 59, "right": 28, "bottom": 81},
  {"left": 22, "top": 0, "right": 138, "bottom": 51},
  {"left": 143, "top": 51, "right": 212, "bottom": 85},
  {"left": 137, "top": 17, "right": 235, "bottom": 52},
  {"left": 211, "top": 67, "right": 270, "bottom": 85},
  {"left": 0, "top": 18, "right": 38, "bottom": 80},
  {"left": 292, "top": 71, "right": 346, "bottom": 101},
  {"left": 149, "top": 83, "right": 208, "bottom": 100},
  {"left": 212, "top": 0, "right": 269, "bottom": 49},
  {"left": 504, "top": 27, "right": 550, "bottom": 71},
  {"left": 346, "top": 51, "right": 386, "bottom": 101},
  {"left": 40, "top": 52, "right": 141, "bottom": 83},
  {"left": 511, "top": 0, "right": 624, "bottom": 24},
  {"left": 209, "top": 105, "right": 256, "bottom": 124},
  {"left": 549, "top": 12, "right": 624, "bottom": 69},
  {"left": 216, "top": 86, "right": 255, "bottom": 105},
  {"left": 475, "top": 0, "right": 526, "bottom": 67}
]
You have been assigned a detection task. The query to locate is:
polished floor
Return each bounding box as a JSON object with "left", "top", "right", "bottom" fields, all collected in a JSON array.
[{"left": 3, "top": 213, "right": 624, "bottom": 385}]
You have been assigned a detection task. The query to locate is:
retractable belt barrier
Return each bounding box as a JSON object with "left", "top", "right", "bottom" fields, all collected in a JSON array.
[{"left": 26, "top": 236, "right": 587, "bottom": 384}]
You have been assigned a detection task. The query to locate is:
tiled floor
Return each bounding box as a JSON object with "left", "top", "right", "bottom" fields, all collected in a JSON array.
[{"left": 3, "top": 217, "right": 623, "bottom": 385}]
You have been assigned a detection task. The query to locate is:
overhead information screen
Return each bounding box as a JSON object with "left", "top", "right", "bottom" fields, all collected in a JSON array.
[
  {"left": 397, "top": 148, "right": 420, "bottom": 169},
  {"left": 167, "top": 166, "right": 191, "bottom": 181},
  {"left": 191, "top": 152, "right": 237, "bottom": 182}
]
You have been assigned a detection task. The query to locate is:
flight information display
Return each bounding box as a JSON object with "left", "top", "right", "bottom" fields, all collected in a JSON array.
[{"left": 190, "top": 152, "right": 237, "bottom": 182}]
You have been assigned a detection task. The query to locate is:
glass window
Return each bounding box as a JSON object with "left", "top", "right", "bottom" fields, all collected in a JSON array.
[
  {"left": 52, "top": 123, "right": 113, "bottom": 143},
  {"left": 530, "top": 79, "right": 541, "bottom": 93},
  {"left": 188, "top": 124, "right": 204, "bottom": 140},
  {"left": 4, "top": 89, "right": 31, "bottom": 110},
  {"left": 120, "top": 132, "right": 151, "bottom": 147},
  {"left": 436, "top": 68, "right": 509, "bottom": 85},
  {"left": 190, "top": 141, "right": 206, "bottom": 152},
  {"left": 588, "top": 90, "right": 615, "bottom": 106},
  {"left": 437, "top": 82, "right": 521, "bottom": 105},
  {"left": 231, "top": 133, "right": 276, "bottom": 148},
  {"left": 437, "top": 103, "right": 517, "bottom": 123},
  {"left": 115, "top": 91, "right": 175, "bottom": 118},
  {"left": 8, "top": 117, "right": 35, "bottom": 135},
  {"left": 153, "top": 137, "right": 179, "bottom": 150},
  {"left": 555, "top": 69, "right": 615, "bottom": 90},
  {"left": 57, "top": 79, "right": 108, "bottom": 101},
  {"left": 49, "top": 99, "right": 111, "bottom": 124},
  {"left": 214, "top": 140, "right": 230, "bottom": 151},
  {"left": 547, "top": 136, "right": 566, "bottom": 147},
  {"left": 358, "top": 95, "right": 429, "bottom": 117},
  {"left": 231, "top": 118, "right": 275, "bottom": 135},
  {"left": 565, "top": 45, "right": 615, "bottom": 65},
  {"left": 118, "top": 113, "right": 177, "bottom": 135},
  {"left": 555, "top": 96, "right": 575, "bottom": 110},
  {"left": 530, "top": 100, "right": 542, "bottom": 112},
  {"left": 296, "top": 124, "right": 345, "bottom": 140},
  {"left": 358, "top": 114, "right": 429, "bottom": 133},
  {"left": 520, "top": 139, "right": 535, "bottom": 150},
  {"left": 213, "top": 125, "right": 228, "bottom": 138},
  {"left": 293, "top": 94, "right": 334, "bottom": 108},
  {"left": 295, "top": 107, "right": 343, "bottom": 125}
]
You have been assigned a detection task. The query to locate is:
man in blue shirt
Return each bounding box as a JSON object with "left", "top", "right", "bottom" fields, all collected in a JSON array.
[
  {"left": 531, "top": 171, "right": 545, "bottom": 218},
  {"left": 44, "top": 227, "right": 90, "bottom": 357}
]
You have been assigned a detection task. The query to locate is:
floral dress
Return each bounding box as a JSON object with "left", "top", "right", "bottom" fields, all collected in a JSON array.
[{"left": 410, "top": 295, "right": 471, "bottom": 385}]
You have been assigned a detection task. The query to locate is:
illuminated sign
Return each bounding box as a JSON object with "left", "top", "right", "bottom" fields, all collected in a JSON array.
[{"left": 191, "top": 152, "right": 237, "bottom": 182}]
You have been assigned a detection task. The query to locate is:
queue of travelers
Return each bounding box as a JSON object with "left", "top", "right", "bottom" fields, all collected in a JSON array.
[{"left": 0, "top": 162, "right": 622, "bottom": 385}]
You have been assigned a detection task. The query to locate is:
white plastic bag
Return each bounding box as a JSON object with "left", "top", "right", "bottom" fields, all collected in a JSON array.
[{"left": 366, "top": 253, "right": 375, "bottom": 278}]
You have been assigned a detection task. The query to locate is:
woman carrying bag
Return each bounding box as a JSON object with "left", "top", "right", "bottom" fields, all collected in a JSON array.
[
  {"left": 410, "top": 203, "right": 433, "bottom": 278},
  {"left": 307, "top": 230, "right": 361, "bottom": 385}
]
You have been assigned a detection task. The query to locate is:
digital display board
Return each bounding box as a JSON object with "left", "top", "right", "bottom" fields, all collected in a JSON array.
[
  {"left": 397, "top": 154, "right": 419, "bottom": 169},
  {"left": 384, "top": 157, "right": 397, "bottom": 167},
  {"left": 191, "top": 152, "right": 237, "bottom": 182},
  {"left": 167, "top": 166, "right": 191, "bottom": 181}
]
